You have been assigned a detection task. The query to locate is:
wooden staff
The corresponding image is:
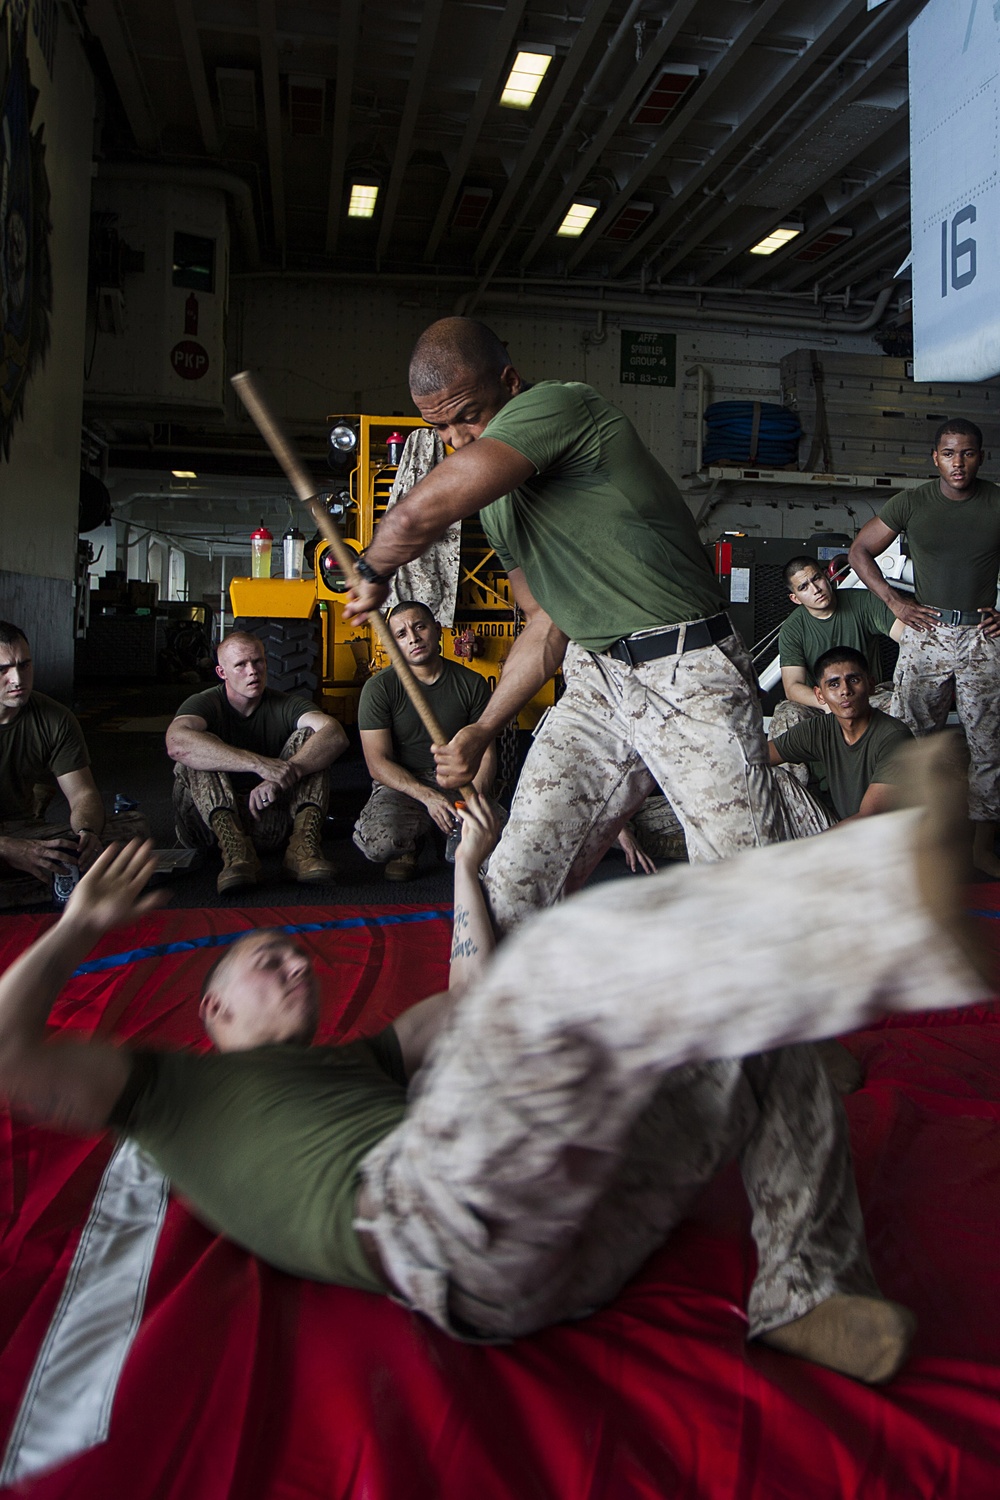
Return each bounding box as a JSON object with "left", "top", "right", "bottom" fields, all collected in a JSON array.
[{"left": 231, "top": 370, "right": 476, "bottom": 800}]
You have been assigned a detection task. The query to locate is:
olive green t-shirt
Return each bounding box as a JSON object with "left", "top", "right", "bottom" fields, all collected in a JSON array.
[
  {"left": 778, "top": 589, "right": 896, "bottom": 684},
  {"left": 358, "top": 659, "right": 490, "bottom": 775},
  {"left": 0, "top": 691, "right": 90, "bottom": 819},
  {"left": 772, "top": 708, "right": 912, "bottom": 821},
  {"left": 479, "top": 382, "right": 723, "bottom": 651},
  {"left": 878, "top": 478, "right": 1000, "bottom": 611},
  {"left": 174, "top": 685, "right": 316, "bottom": 792},
  {"left": 116, "top": 1031, "right": 407, "bottom": 1292}
]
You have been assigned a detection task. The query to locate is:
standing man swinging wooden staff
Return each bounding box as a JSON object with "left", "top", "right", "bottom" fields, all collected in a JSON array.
[{"left": 345, "top": 316, "right": 785, "bottom": 932}]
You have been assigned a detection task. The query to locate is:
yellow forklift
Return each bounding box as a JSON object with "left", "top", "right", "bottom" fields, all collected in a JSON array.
[{"left": 229, "top": 413, "right": 555, "bottom": 789}]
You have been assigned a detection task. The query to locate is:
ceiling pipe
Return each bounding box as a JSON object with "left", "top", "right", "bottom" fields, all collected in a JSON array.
[
  {"left": 468, "top": 283, "right": 896, "bottom": 334},
  {"left": 97, "top": 162, "right": 261, "bottom": 269},
  {"left": 229, "top": 267, "right": 889, "bottom": 313}
]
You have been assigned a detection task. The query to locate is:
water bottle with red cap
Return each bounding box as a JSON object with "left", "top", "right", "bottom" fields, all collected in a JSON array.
[{"left": 251, "top": 522, "right": 273, "bottom": 578}]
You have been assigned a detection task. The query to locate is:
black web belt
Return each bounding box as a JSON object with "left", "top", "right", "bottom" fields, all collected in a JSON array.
[
  {"left": 928, "top": 606, "right": 984, "bottom": 626},
  {"left": 603, "top": 612, "right": 733, "bottom": 667}
]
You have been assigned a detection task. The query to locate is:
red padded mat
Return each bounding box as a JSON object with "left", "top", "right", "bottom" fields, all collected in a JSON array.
[{"left": 0, "top": 897, "right": 999, "bottom": 1499}]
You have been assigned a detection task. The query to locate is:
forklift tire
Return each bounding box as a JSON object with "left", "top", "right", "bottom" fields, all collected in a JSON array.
[{"left": 233, "top": 616, "right": 322, "bottom": 701}]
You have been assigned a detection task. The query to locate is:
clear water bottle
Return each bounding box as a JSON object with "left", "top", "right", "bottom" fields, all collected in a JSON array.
[
  {"left": 52, "top": 862, "right": 80, "bottom": 911},
  {"left": 283, "top": 526, "right": 305, "bottom": 579}
]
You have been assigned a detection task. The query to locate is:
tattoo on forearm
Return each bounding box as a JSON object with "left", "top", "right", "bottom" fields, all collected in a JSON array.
[{"left": 450, "top": 906, "right": 479, "bottom": 962}]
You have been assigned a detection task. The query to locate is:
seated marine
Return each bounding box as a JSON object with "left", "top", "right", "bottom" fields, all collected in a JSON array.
[
  {"left": 353, "top": 600, "right": 501, "bottom": 880},
  {"left": 0, "top": 620, "right": 147, "bottom": 907},
  {"left": 773, "top": 556, "right": 903, "bottom": 737},
  {"left": 166, "top": 631, "right": 347, "bottom": 893},
  {"left": 769, "top": 647, "right": 913, "bottom": 827}
]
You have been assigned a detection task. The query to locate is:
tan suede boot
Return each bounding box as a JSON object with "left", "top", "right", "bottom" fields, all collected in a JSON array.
[
  {"left": 760, "top": 1293, "right": 916, "bottom": 1385},
  {"left": 210, "top": 810, "right": 260, "bottom": 895},
  {"left": 283, "top": 806, "right": 336, "bottom": 883}
]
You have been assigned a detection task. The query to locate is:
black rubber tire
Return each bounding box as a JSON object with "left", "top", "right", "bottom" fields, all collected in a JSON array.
[{"left": 233, "top": 615, "right": 321, "bottom": 701}]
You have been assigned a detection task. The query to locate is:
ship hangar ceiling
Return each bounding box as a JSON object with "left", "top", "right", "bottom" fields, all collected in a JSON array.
[{"left": 82, "top": 0, "right": 919, "bottom": 314}]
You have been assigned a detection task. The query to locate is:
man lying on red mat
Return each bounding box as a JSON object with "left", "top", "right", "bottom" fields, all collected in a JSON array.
[{"left": 0, "top": 741, "right": 987, "bottom": 1382}]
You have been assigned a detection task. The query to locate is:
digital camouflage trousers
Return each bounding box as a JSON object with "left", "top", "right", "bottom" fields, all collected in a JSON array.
[
  {"left": 359, "top": 808, "right": 986, "bottom": 1340},
  {"left": 173, "top": 729, "right": 328, "bottom": 853},
  {"left": 483, "top": 631, "right": 786, "bottom": 934},
  {"left": 890, "top": 623, "right": 1000, "bottom": 821}
]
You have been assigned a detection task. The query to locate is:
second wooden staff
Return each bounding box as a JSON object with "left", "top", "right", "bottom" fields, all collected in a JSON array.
[{"left": 230, "top": 370, "right": 476, "bottom": 801}]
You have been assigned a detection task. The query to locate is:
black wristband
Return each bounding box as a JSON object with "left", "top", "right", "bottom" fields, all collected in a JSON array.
[{"left": 355, "top": 554, "right": 392, "bottom": 587}]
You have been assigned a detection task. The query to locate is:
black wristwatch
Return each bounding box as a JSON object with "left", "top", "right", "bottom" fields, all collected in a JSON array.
[{"left": 355, "top": 554, "right": 392, "bottom": 587}]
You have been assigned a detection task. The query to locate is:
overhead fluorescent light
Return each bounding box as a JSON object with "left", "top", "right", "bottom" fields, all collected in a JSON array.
[
  {"left": 500, "top": 46, "right": 554, "bottom": 109},
  {"left": 749, "top": 222, "right": 804, "bottom": 256},
  {"left": 606, "top": 201, "right": 654, "bottom": 242},
  {"left": 631, "top": 65, "right": 699, "bottom": 126},
  {"left": 556, "top": 198, "right": 600, "bottom": 237},
  {"left": 171, "top": 470, "right": 197, "bottom": 479},
  {"left": 348, "top": 180, "right": 379, "bottom": 218}
]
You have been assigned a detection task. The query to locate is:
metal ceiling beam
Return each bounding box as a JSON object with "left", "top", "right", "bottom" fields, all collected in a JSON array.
[
  {"left": 595, "top": 0, "right": 864, "bottom": 279},
  {"left": 517, "top": 0, "right": 703, "bottom": 270},
  {"left": 562, "top": 0, "right": 789, "bottom": 273},
  {"left": 258, "top": 0, "right": 286, "bottom": 255},
  {"left": 636, "top": 2, "right": 915, "bottom": 284},
  {"left": 650, "top": 36, "right": 910, "bottom": 285},
  {"left": 376, "top": 0, "right": 447, "bottom": 265},
  {"left": 325, "top": 0, "right": 360, "bottom": 255},
  {"left": 421, "top": 0, "right": 529, "bottom": 264},
  {"left": 172, "top": 0, "right": 219, "bottom": 154},
  {"left": 86, "top": 0, "right": 159, "bottom": 153},
  {"left": 802, "top": 208, "right": 910, "bottom": 294},
  {"left": 471, "top": 0, "right": 621, "bottom": 270},
  {"left": 748, "top": 136, "right": 909, "bottom": 292},
  {"left": 702, "top": 105, "right": 903, "bottom": 284}
]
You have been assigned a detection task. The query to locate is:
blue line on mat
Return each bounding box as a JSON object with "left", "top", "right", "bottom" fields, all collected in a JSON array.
[
  {"left": 65, "top": 903, "right": 1000, "bottom": 977},
  {"left": 72, "top": 908, "right": 453, "bottom": 977}
]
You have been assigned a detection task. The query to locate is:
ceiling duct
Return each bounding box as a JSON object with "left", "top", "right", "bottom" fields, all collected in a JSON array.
[
  {"left": 794, "top": 226, "right": 853, "bottom": 262},
  {"left": 630, "top": 64, "right": 699, "bottom": 126},
  {"left": 288, "top": 75, "right": 326, "bottom": 136},
  {"left": 744, "top": 101, "right": 897, "bottom": 209},
  {"left": 215, "top": 68, "right": 258, "bottom": 132},
  {"left": 452, "top": 186, "right": 493, "bottom": 231},
  {"left": 605, "top": 200, "right": 654, "bottom": 241}
]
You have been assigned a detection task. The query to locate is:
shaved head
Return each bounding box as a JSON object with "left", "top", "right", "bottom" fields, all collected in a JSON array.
[
  {"left": 199, "top": 929, "right": 319, "bottom": 1051},
  {"left": 409, "top": 317, "right": 511, "bottom": 399},
  {"left": 217, "top": 631, "right": 262, "bottom": 663}
]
